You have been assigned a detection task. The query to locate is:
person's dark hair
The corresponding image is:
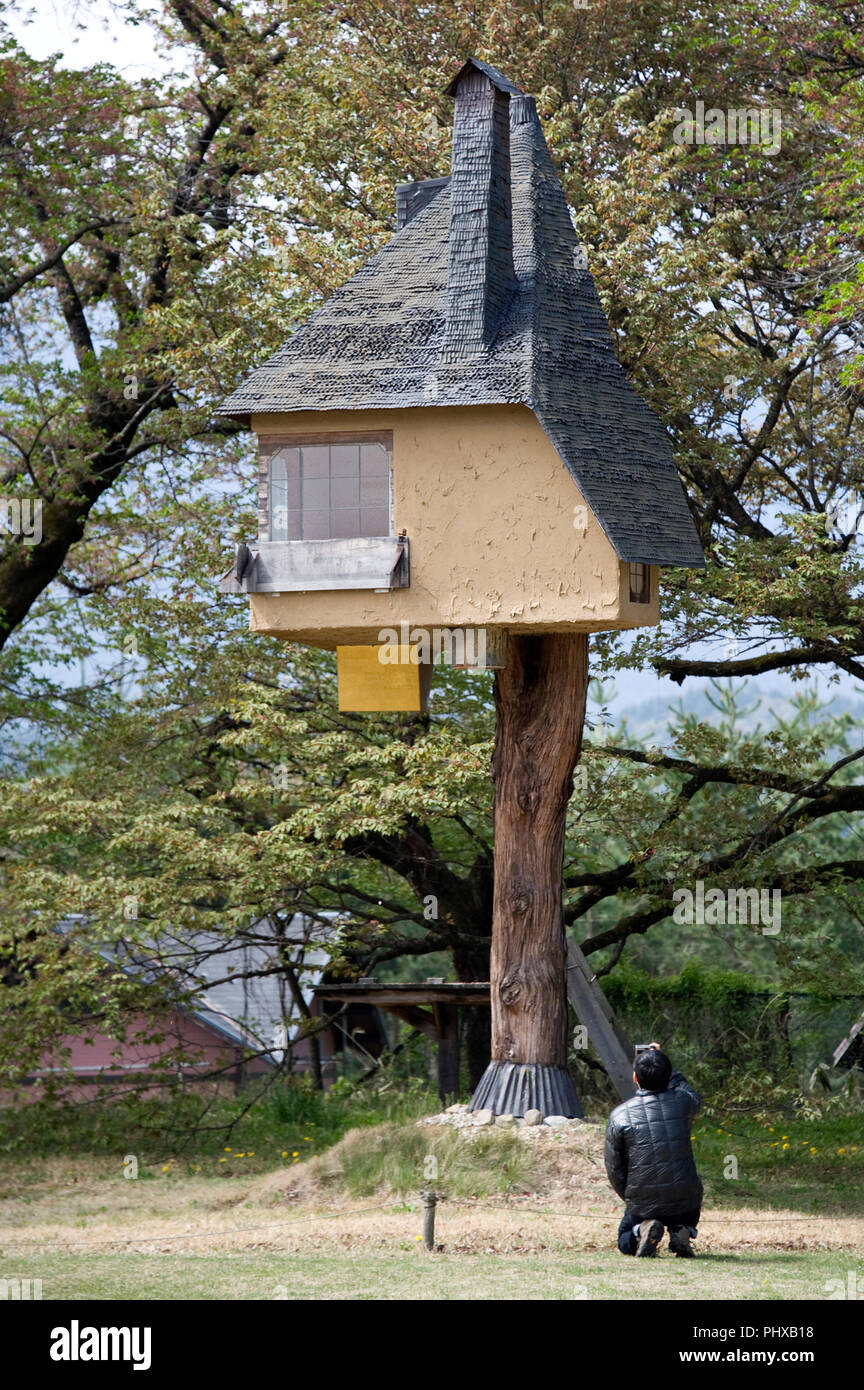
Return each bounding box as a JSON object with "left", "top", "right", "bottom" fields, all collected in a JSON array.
[{"left": 634, "top": 1049, "right": 672, "bottom": 1091}]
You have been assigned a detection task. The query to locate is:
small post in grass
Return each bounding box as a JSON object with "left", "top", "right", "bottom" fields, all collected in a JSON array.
[{"left": 421, "top": 1189, "right": 437, "bottom": 1251}]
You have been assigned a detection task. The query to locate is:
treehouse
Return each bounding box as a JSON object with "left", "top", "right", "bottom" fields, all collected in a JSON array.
[
  {"left": 218, "top": 57, "right": 705, "bottom": 1119},
  {"left": 218, "top": 58, "right": 703, "bottom": 711}
]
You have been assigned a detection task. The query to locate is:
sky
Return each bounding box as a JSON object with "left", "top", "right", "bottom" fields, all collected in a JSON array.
[
  {"left": 5, "top": 0, "right": 863, "bottom": 737},
  {"left": 4, "top": 0, "right": 169, "bottom": 75}
]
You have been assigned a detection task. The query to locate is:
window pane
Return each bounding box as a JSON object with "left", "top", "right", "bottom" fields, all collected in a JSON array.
[
  {"left": 361, "top": 506, "right": 388, "bottom": 536},
  {"left": 270, "top": 505, "right": 287, "bottom": 542},
  {"left": 330, "top": 444, "right": 359, "bottom": 477},
  {"left": 360, "top": 443, "right": 390, "bottom": 476},
  {"left": 629, "top": 563, "right": 649, "bottom": 603},
  {"left": 265, "top": 438, "right": 391, "bottom": 542},
  {"left": 269, "top": 449, "right": 300, "bottom": 539},
  {"left": 330, "top": 510, "right": 360, "bottom": 539},
  {"left": 301, "top": 445, "right": 329, "bottom": 478},
  {"left": 271, "top": 474, "right": 299, "bottom": 511},
  {"left": 270, "top": 504, "right": 300, "bottom": 541},
  {"left": 331, "top": 475, "right": 359, "bottom": 509},
  {"left": 302, "top": 510, "right": 329, "bottom": 540},
  {"left": 302, "top": 476, "right": 329, "bottom": 510},
  {"left": 271, "top": 448, "right": 299, "bottom": 481},
  {"left": 360, "top": 475, "right": 388, "bottom": 506}
]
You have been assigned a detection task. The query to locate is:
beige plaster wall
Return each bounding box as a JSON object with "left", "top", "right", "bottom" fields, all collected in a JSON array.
[{"left": 247, "top": 404, "right": 659, "bottom": 646}]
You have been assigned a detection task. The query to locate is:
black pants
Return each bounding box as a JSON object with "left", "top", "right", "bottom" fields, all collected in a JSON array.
[{"left": 617, "top": 1204, "right": 701, "bottom": 1255}]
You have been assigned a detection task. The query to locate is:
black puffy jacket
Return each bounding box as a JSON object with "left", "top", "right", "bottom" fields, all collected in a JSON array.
[{"left": 604, "top": 1072, "right": 703, "bottom": 1217}]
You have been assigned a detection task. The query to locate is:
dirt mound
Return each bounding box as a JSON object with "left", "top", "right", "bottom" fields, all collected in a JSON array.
[
  {"left": 251, "top": 1116, "right": 617, "bottom": 1211},
  {"left": 251, "top": 1123, "right": 392, "bottom": 1205}
]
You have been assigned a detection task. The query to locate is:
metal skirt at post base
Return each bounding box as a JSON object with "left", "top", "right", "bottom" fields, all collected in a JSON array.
[{"left": 468, "top": 1061, "right": 583, "bottom": 1118}]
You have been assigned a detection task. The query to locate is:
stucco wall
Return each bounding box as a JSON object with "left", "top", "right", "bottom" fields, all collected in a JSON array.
[{"left": 247, "top": 404, "right": 659, "bottom": 646}]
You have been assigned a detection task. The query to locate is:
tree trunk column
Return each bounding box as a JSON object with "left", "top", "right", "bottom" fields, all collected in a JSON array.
[{"left": 470, "top": 633, "right": 588, "bottom": 1117}]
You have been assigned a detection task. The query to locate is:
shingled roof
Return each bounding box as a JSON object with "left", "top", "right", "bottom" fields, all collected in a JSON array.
[{"left": 220, "top": 59, "right": 704, "bottom": 567}]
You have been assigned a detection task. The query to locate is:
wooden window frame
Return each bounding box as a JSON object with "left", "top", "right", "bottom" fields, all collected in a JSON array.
[
  {"left": 257, "top": 431, "right": 393, "bottom": 543},
  {"left": 628, "top": 562, "right": 650, "bottom": 604}
]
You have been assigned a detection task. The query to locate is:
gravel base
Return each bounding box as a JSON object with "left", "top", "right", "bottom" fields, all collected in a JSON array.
[{"left": 416, "top": 1104, "right": 602, "bottom": 1138}]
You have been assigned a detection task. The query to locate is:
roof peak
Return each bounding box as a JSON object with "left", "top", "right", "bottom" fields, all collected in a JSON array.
[
  {"left": 442, "top": 57, "right": 518, "bottom": 360},
  {"left": 443, "top": 57, "right": 523, "bottom": 98},
  {"left": 219, "top": 60, "right": 704, "bottom": 568}
]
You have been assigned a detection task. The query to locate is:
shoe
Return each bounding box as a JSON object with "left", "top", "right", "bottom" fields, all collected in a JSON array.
[
  {"left": 635, "top": 1218, "right": 664, "bottom": 1257},
  {"left": 669, "top": 1226, "right": 696, "bottom": 1257}
]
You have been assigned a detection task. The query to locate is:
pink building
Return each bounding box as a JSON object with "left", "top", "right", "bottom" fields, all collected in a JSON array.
[{"left": 18, "top": 916, "right": 388, "bottom": 1099}]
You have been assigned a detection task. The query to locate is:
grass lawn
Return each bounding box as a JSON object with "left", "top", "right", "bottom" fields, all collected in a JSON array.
[
  {"left": 4, "top": 1248, "right": 856, "bottom": 1301},
  {"left": 1, "top": 1093, "right": 862, "bottom": 1301}
]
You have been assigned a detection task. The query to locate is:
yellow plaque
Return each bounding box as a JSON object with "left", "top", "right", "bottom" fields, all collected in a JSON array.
[{"left": 337, "top": 645, "right": 430, "bottom": 712}]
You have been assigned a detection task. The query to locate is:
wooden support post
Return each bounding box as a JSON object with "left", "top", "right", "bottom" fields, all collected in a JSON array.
[
  {"left": 470, "top": 633, "right": 589, "bottom": 1117},
  {"left": 421, "top": 1189, "right": 437, "bottom": 1251},
  {"left": 434, "top": 1003, "right": 459, "bottom": 1103},
  {"left": 566, "top": 938, "right": 636, "bottom": 1102},
  {"left": 832, "top": 1007, "right": 864, "bottom": 1070}
]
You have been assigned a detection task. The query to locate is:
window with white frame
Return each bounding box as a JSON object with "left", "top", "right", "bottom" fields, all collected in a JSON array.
[{"left": 266, "top": 437, "right": 392, "bottom": 542}]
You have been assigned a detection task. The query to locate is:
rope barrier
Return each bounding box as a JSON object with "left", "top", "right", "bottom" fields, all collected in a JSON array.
[
  {"left": 2, "top": 1193, "right": 855, "bottom": 1252},
  {"left": 0, "top": 1202, "right": 397, "bottom": 1250},
  {"left": 442, "top": 1198, "right": 854, "bottom": 1223}
]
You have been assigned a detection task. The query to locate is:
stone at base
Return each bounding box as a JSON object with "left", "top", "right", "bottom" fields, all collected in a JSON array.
[
  {"left": 469, "top": 1060, "right": 584, "bottom": 1119},
  {"left": 524, "top": 1109, "right": 542, "bottom": 1126},
  {"left": 472, "top": 1108, "right": 495, "bottom": 1126}
]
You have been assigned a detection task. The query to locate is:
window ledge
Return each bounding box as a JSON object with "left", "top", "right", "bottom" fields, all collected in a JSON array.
[{"left": 219, "top": 536, "right": 409, "bottom": 594}]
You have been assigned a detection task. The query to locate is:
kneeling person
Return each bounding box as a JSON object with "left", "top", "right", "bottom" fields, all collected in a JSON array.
[{"left": 604, "top": 1043, "right": 703, "bottom": 1258}]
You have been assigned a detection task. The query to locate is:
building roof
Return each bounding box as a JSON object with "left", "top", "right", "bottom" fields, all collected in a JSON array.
[
  {"left": 220, "top": 59, "right": 704, "bottom": 567},
  {"left": 56, "top": 914, "right": 334, "bottom": 1064}
]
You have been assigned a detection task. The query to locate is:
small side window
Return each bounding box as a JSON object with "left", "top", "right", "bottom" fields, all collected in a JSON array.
[{"left": 629, "top": 563, "right": 650, "bottom": 604}]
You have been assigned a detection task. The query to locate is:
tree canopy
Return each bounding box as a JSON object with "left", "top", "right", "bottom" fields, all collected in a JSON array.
[{"left": 2, "top": 0, "right": 864, "bottom": 1089}]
